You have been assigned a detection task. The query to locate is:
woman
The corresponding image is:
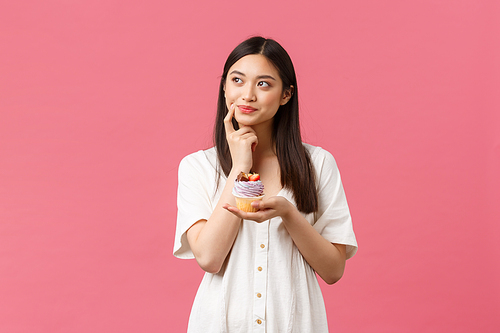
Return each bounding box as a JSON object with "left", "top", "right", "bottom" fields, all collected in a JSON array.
[{"left": 174, "top": 36, "right": 357, "bottom": 332}]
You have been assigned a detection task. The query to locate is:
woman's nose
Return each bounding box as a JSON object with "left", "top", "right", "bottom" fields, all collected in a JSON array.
[{"left": 242, "top": 85, "right": 256, "bottom": 102}]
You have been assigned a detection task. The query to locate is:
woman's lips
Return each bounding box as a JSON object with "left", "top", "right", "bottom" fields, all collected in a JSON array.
[{"left": 238, "top": 105, "right": 257, "bottom": 114}]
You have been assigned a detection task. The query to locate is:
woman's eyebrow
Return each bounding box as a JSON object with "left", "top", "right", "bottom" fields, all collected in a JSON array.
[
  {"left": 229, "top": 70, "right": 277, "bottom": 81},
  {"left": 256, "top": 75, "right": 276, "bottom": 81}
]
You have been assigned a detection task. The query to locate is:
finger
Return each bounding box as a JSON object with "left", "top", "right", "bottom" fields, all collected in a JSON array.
[
  {"left": 246, "top": 134, "right": 259, "bottom": 152},
  {"left": 251, "top": 200, "right": 262, "bottom": 209},
  {"left": 251, "top": 197, "right": 276, "bottom": 210},
  {"left": 224, "top": 103, "right": 236, "bottom": 134},
  {"left": 224, "top": 204, "right": 273, "bottom": 223},
  {"left": 251, "top": 200, "right": 270, "bottom": 211},
  {"left": 223, "top": 204, "right": 245, "bottom": 218},
  {"left": 238, "top": 127, "right": 258, "bottom": 150},
  {"left": 234, "top": 126, "right": 257, "bottom": 136},
  {"left": 238, "top": 125, "right": 257, "bottom": 135},
  {"left": 236, "top": 133, "right": 258, "bottom": 152},
  {"left": 238, "top": 132, "right": 258, "bottom": 140}
]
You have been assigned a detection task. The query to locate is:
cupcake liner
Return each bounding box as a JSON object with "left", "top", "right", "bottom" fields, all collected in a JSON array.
[{"left": 234, "top": 195, "right": 265, "bottom": 212}]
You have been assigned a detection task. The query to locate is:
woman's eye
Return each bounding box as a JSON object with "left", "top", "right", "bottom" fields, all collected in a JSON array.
[
  {"left": 257, "top": 81, "right": 270, "bottom": 87},
  {"left": 232, "top": 77, "right": 242, "bottom": 83}
]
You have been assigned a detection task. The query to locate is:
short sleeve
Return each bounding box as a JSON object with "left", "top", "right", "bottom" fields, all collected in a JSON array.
[
  {"left": 310, "top": 147, "right": 358, "bottom": 259},
  {"left": 173, "top": 152, "right": 215, "bottom": 259}
]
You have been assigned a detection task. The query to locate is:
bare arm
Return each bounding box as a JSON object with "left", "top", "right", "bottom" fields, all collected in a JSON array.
[
  {"left": 186, "top": 169, "right": 243, "bottom": 274},
  {"left": 280, "top": 200, "right": 346, "bottom": 284},
  {"left": 223, "top": 197, "right": 346, "bottom": 284},
  {"left": 186, "top": 104, "right": 257, "bottom": 274}
]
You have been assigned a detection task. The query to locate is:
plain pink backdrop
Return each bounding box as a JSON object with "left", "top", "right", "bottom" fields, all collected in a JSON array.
[{"left": 1, "top": 0, "right": 499, "bottom": 332}]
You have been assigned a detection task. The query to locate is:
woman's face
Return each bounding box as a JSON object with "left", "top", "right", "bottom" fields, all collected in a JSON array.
[{"left": 224, "top": 54, "right": 291, "bottom": 128}]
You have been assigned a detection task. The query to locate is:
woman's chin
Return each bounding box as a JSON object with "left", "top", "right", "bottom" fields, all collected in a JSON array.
[
  {"left": 237, "top": 122, "right": 254, "bottom": 128},
  {"left": 234, "top": 115, "right": 254, "bottom": 127}
]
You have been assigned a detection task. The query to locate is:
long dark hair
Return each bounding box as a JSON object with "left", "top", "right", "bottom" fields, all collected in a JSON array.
[{"left": 214, "top": 36, "right": 318, "bottom": 214}]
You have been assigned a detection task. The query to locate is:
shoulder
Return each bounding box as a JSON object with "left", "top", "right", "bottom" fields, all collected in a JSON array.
[
  {"left": 178, "top": 147, "right": 218, "bottom": 177},
  {"left": 179, "top": 147, "right": 217, "bottom": 168},
  {"left": 303, "top": 143, "right": 338, "bottom": 169}
]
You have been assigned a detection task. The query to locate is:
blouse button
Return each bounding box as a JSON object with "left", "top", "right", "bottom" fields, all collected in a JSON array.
[
  {"left": 260, "top": 244, "right": 265, "bottom": 248},
  {"left": 257, "top": 266, "right": 262, "bottom": 271},
  {"left": 256, "top": 319, "right": 262, "bottom": 325},
  {"left": 256, "top": 293, "right": 262, "bottom": 298}
]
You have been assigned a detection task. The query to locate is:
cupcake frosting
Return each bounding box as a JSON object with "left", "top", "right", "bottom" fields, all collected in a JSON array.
[
  {"left": 232, "top": 180, "right": 264, "bottom": 197},
  {"left": 232, "top": 172, "right": 264, "bottom": 198}
]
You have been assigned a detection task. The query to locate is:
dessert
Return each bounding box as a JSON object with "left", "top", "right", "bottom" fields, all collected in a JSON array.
[{"left": 232, "top": 172, "right": 265, "bottom": 212}]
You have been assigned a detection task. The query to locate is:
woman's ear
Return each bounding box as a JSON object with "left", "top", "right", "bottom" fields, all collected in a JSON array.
[{"left": 281, "top": 85, "right": 294, "bottom": 105}]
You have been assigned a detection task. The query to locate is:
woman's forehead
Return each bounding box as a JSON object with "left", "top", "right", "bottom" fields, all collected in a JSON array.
[{"left": 228, "top": 54, "right": 280, "bottom": 78}]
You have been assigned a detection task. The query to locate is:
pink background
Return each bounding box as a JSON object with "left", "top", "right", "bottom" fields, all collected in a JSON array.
[{"left": 1, "top": 1, "right": 499, "bottom": 332}]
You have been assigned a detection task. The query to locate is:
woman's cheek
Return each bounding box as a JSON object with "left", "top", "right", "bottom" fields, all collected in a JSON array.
[{"left": 225, "top": 98, "right": 235, "bottom": 110}]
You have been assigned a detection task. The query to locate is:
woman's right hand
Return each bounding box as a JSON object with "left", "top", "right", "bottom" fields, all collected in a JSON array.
[
  {"left": 224, "top": 103, "right": 258, "bottom": 173},
  {"left": 186, "top": 103, "right": 257, "bottom": 274}
]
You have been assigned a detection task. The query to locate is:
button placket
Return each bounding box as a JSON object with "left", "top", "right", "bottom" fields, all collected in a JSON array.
[{"left": 252, "top": 220, "right": 269, "bottom": 331}]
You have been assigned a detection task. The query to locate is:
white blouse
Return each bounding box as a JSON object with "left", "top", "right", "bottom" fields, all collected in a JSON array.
[{"left": 174, "top": 144, "right": 357, "bottom": 332}]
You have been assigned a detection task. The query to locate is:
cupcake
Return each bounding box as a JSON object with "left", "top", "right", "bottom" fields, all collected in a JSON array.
[{"left": 232, "top": 172, "right": 265, "bottom": 212}]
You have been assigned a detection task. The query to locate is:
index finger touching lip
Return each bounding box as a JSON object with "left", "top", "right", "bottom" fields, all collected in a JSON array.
[{"left": 224, "top": 103, "right": 236, "bottom": 133}]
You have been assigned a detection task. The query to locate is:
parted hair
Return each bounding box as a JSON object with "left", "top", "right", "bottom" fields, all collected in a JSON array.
[{"left": 213, "top": 36, "right": 318, "bottom": 214}]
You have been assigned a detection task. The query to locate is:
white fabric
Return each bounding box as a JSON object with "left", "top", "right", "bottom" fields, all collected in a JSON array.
[{"left": 174, "top": 144, "right": 357, "bottom": 332}]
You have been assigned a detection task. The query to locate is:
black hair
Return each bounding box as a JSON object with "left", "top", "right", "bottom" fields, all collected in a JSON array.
[{"left": 214, "top": 36, "right": 318, "bottom": 214}]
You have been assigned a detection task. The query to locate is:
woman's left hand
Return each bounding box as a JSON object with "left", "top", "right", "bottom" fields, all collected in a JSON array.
[
  {"left": 224, "top": 195, "right": 346, "bottom": 284},
  {"left": 222, "top": 196, "right": 293, "bottom": 222}
]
